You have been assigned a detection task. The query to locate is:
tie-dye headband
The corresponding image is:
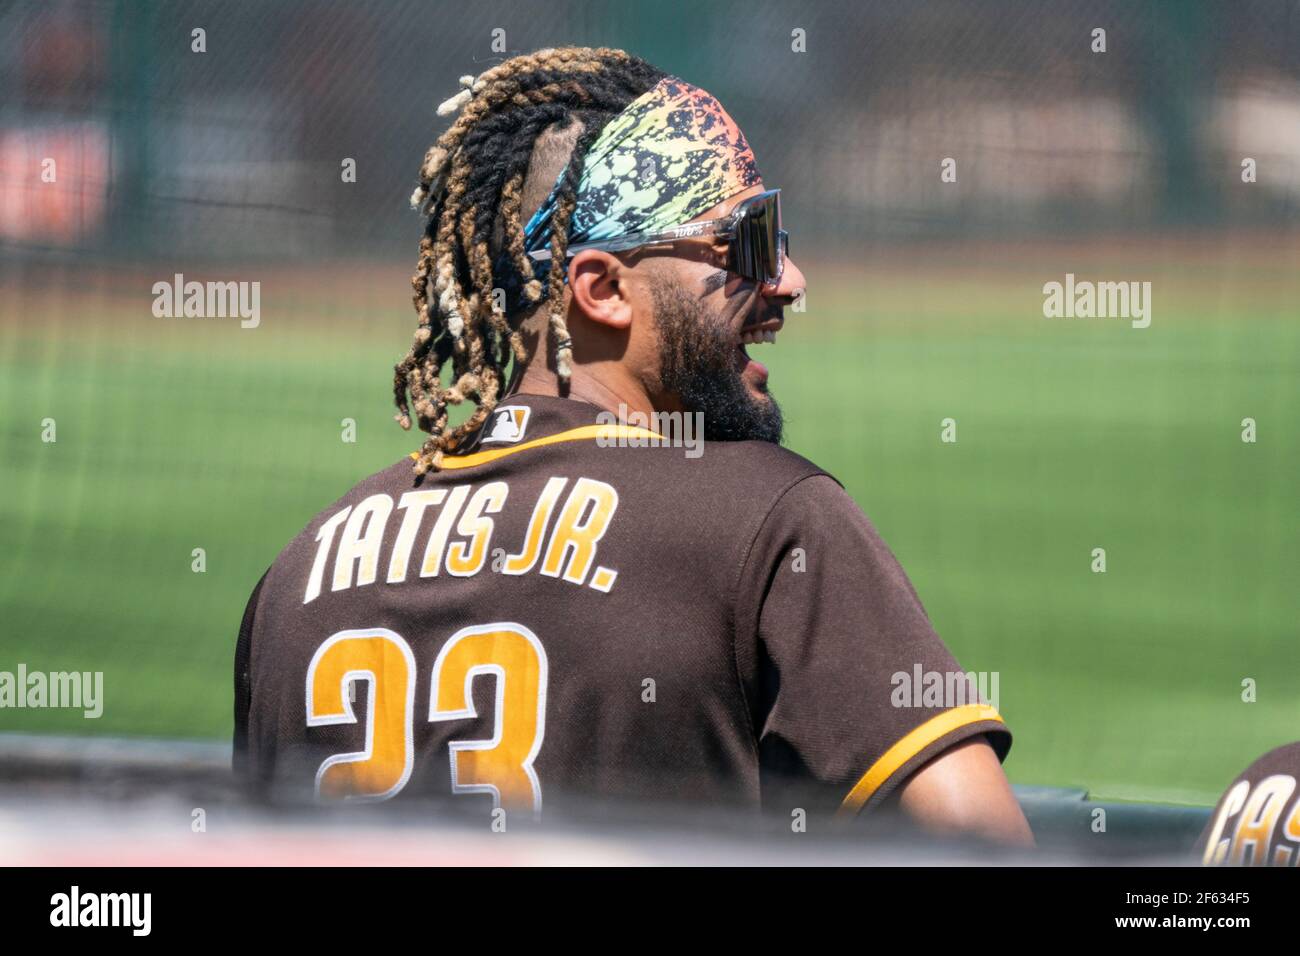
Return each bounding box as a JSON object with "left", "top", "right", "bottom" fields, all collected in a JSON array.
[{"left": 518, "top": 75, "right": 762, "bottom": 289}]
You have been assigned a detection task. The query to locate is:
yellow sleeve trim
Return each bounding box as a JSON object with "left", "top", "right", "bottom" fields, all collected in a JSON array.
[
  {"left": 836, "top": 703, "right": 1005, "bottom": 818},
  {"left": 408, "top": 423, "right": 664, "bottom": 470}
]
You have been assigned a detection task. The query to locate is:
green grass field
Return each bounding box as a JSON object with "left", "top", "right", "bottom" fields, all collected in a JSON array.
[{"left": 2, "top": 241, "right": 1297, "bottom": 805}]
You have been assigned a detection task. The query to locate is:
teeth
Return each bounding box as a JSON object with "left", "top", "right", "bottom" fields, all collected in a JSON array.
[{"left": 738, "top": 329, "right": 779, "bottom": 346}]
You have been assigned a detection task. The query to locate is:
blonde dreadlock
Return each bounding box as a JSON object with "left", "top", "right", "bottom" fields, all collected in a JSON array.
[{"left": 394, "top": 46, "right": 667, "bottom": 475}]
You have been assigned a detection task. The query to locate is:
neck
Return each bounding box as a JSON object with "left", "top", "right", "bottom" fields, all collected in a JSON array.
[{"left": 512, "top": 361, "right": 658, "bottom": 421}]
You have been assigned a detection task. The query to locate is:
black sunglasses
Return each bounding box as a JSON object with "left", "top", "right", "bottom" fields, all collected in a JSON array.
[{"left": 528, "top": 188, "right": 789, "bottom": 290}]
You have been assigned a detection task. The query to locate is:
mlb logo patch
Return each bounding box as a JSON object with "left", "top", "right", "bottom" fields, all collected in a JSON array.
[{"left": 482, "top": 405, "right": 530, "bottom": 444}]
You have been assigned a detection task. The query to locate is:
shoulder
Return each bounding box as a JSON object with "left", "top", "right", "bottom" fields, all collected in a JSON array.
[
  {"left": 706, "top": 438, "right": 837, "bottom": 480},
  {"left": 687, "top": 442, "right": 866, "bottom": 533},
  {"left": 303, "top": 454, "right": 417, "bottom": 533},
  {"left": 1232, "top": 742, "right": 1300, "bottom": 784},
  {"left": 655, "top": 437, "right": 844, "bottom": 505},
  {"left": 260, "top": 454, "right": 418, "bottom": 583},
  {"left": 730, "top": 459, "right": 918, "bottom": 611}
]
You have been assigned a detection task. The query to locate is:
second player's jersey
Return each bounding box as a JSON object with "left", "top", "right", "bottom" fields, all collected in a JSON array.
[
  {"left": 1196, "top": 742, "right": 1300, "bottom": 866},
  {"left": 235, "top": 394, "right": 1009, "bottom": 823}
]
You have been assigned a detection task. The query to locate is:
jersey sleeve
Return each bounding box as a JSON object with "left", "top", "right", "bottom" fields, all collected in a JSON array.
[
  {"left": 232, "top": 568, "right": 269, "bottom": 780},
  {"left": 735, "top": 474, "right": 1011, "bottom": 817}
]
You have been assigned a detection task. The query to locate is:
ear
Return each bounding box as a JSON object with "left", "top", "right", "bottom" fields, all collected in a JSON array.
[{"left": 567, "top": 249, "right": 634, "bottom": 331}]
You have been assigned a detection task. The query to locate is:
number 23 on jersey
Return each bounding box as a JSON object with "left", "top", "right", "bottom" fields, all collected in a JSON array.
[{"left": 305, "top": 622, "right": 548, "bottom": 817}]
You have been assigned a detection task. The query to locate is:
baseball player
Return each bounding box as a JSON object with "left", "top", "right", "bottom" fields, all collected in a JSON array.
[
  {"left": 233, "top": 46, "right": 1032, "bottom": 844},
  {"left": 1198, "top": 742, "right": 1300, "bottom": 866}
]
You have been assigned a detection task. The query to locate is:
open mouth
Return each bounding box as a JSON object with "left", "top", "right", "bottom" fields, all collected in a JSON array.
[
  {"left": 733, "top": 319, "right": 782, "bottom": 384},
  {"left": 734, "top": 318, "right": 783, "bottom": 347}
]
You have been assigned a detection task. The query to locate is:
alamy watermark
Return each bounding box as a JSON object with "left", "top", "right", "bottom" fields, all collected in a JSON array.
[
  {"left": 0, "top": 664, "right": 103, "bottom": 718},
  {"left": 50, "top": 886, "right": 150, "bottom": 936},
  {"left": 595, "top": 403, "right": 704, "bottom": 459},
  {"left": 1042, "top": 273, "right": 1151, "bottom": 329},
  {"left": 891, "top": 665, "right": 999, "bottom": 712},
  {"left": 152, "top": 273, "right": 260, "bottom": 328}
]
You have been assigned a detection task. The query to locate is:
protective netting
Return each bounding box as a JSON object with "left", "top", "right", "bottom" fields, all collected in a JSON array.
[{"left": 0, "top": 0, "right": 1297, "bottom": 809}]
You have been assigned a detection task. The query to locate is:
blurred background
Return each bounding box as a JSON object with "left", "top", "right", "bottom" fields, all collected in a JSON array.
[{"left": 1, "top": 0, "right": 1297, "bottom": 811}]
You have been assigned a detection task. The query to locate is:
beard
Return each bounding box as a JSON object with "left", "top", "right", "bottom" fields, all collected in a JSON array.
[{"left": 651, "top": 273, "right": 784, "bottom": 445}]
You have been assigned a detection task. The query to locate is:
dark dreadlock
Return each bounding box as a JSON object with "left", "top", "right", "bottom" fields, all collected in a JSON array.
[{"left": 394, "top": 46, "right": 667, "bottom": 474}]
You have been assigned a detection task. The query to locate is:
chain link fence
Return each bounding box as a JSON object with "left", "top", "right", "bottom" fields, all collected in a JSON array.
[{"left": 2, "top": 0, "right": 1297, "bottom": 263}]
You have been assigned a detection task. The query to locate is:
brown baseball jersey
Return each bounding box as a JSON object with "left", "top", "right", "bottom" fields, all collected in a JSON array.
[
  {"left": 233, "top": 393, "right": 1010, "bottom": 823},
  {"left": 1196, "top": 742, "right": 1300, "bottom": 866}
]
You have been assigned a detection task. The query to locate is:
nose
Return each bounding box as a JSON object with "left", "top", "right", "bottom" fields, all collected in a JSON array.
[{"left": 765, "top": 252, "right": 806, "bottom": 305}]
